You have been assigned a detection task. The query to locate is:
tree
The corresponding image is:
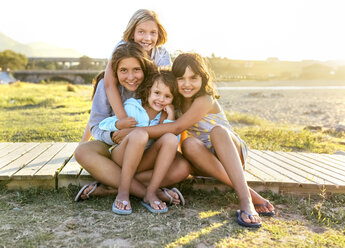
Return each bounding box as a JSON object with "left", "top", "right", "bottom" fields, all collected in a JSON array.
[
  {"left": 78, "top": 56, "right": 93, "bottom": 69},
  {"left": 0, "top": 50, "right": 28, "bottom": 70}
]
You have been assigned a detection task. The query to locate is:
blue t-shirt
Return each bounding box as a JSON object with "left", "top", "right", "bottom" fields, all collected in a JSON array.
[{"left": 99, "top": 98, "right": 178, "bottom": 148}]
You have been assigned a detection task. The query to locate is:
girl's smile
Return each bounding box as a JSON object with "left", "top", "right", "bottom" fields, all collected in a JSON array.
[
  {"left": 133, "top": 20, "right": 159, "bottom": 56},
  {"left": 177, "top": 66, "right": 202, "bottom": 98},
  {"left": 117, "top": 57, "right": 144, "bottom": 92},
  {"left": 147, "top": 80, "right": 173, "bottom": 113}
]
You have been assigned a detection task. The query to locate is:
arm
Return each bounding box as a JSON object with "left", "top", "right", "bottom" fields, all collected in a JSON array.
[
  {"left": 112, "top": 95, "right": 214, "bottom": 142},
  {"left": 163, "top": 104, "right": 175, "bottom": 121},
  {"left": 89, "top": 79, "right": 115, "bottom": 145},
  {"left": 80, "top": 122, "right": 92, "bottom": 143},
  {"left": 99, "top": 116, "right": 119, "bottom": 132},
  {"left": 104, "top": 61, "right": 127, "bottom": 119}
]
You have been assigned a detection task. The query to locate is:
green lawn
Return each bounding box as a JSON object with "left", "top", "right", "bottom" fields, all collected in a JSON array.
[
  {"left": 1, "top": 81, "right": 344, "bottom": 153},
  {"left": 0, "top": 82, "right": 91, "bottom": 142}
]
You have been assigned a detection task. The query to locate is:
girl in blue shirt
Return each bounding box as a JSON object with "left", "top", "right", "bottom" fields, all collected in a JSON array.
[{"left": 100, "top": 70, "right": 180, "bottom": 214}]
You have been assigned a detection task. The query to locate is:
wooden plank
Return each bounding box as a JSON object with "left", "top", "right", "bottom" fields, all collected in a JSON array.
[
  {"left": 0, "top": 143, "right": 50, "bottom": 179},
  {"left": 265, "top": 151, "right": 342, "bottom": 186},
  {"left": 79, "top": 167, "right": 91, "bottom": 176},
  {"left": 249, "top": 150, "right": 307, "bottom": 184},
  {"left": 274, "top": 151, "right": 345, "bottom": 185},
  {"left": 12, "top": 143, "right": 64, "bottom": 179},
  {"left": 58, "top": 154, "right": 84, "bottom": 188},
  {"left": 317, "top": 154, "right": 345, "bottom": 167},
  {"left": 0, "top": 143, "right": 26, "bottom": 158},
  {"left": 0, "top": 143, "right": 40, "bottom": 170},
  {"left": 59, "top": 155, "right": 82, "bottom": 177},
  {"left": 0, "top": 143, "right": 11, "bottom": 151},
  {"left": 326, "top": 154, "right": 345, "bottom": 163},
  {"left": 6, "top": 179, "right": 55, "bottom": 190},
  {"left": 294, "top": 152, "right": 345, "bottom": 175},
  {"left": 246, "top": 159, "right": 280, "bottom": 182},
  {"left": 247, "top": 152, "right": 296, "bottom": 183},
  {"left": 35, "top": 143, "right": 78, "bottom": 179},
  {"left": 244, "top": 170, "right": 262, "bottom": 182}
]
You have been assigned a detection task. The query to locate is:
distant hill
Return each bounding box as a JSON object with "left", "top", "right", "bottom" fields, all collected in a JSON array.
[{"left": 0, "top": 32, "right": 82, "bottom": 57}]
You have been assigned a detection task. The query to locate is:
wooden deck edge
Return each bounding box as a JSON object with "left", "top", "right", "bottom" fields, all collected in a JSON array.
[
  {"left": 3, "top": 176, "right": 345, "bottom": 195},
  {"left": 58, "top": 177, "right": 94, "bottom": 189},
  {"left": 4, "top": 179, "right": 55, "bottom": 190}
]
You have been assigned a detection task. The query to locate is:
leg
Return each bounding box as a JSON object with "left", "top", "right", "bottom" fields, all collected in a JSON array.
[
  {"left": 74, "top": 140, "right": 190, "bottom": 205},
  {"left": 140, "top": 133, "right": 179, "bottom": 210},
  {"left": 74, "top": 140, "right": 147, "bottom": 201},
  {"left": 182, "top": 136, "right": 274, "bottom": 213},
  {"left": 182, "top": 132, "right": 265, "bottom": 225},
  {"left": 135, "top": 151, "right": 190, "bottom": 205},
  {"left": 210, "top": 126, "right": 260, "bottom": 224},
  {"left": 111, "top": 129, "right": 149, "bottom": 211}
]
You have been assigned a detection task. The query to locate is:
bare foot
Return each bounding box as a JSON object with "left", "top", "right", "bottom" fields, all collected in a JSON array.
[
  {"left": 239, "top": 200, "right": 262, "bottom": 225},
  {"left": 249, "top": 189, "right": 275, "bottom": 214},
  {"left": 157, "top": 188, "right": 180, "bottom": 205},
  {"left": 114, "top": 192, "right": 131, "bottom": 211},
  {"left": 80, "top": 183, "right": 117, "bottom": 200},
  {"left": 253, "top": 199, "right": 275, "bottom": 214},
  {"left": 144, "top": 192, "right": 167, "bottom": 210}
]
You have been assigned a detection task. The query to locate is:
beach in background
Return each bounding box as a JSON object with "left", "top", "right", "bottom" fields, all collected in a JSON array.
[{"left": 216, "top": 81, "right": 345, "bottom": 128}]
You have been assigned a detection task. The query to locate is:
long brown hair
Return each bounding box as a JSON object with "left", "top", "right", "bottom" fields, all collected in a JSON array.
[
  {"left": 92, "top": 42, "right": 156, "bottom": 99},
  {"left": 172, "top": 53, "right": 218, "bottom": 102}
]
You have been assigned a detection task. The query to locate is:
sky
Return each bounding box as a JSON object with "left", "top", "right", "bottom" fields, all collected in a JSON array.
[{"left": 1, "top": 0, "right": 345, "bottom": 61}]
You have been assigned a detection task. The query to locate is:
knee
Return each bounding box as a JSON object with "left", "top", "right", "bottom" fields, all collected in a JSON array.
[
  {"left": 172, "top": 154, "right": 191, "bottom": 179},
  {"left": 181, "top": 137, "right": 202, "bottom": 155},
  {"left": 74, "top": 143, "right": 87, "bottom": 163},
  {"left": 177, "top": 158, "right": 191, "bottom": 179},
  {"left": 160, "top": 133, "right": 179, "bottom": 148},
  {"left": 210, "top": 125, "right": 227, "bottom": 137},
  {"left": 128, "top": 128, "right": 149, "bottom": 145}
]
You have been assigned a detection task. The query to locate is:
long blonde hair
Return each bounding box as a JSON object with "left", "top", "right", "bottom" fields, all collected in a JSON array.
[{"left": 123, "top": 9, "right": 167, "bottom": 47}]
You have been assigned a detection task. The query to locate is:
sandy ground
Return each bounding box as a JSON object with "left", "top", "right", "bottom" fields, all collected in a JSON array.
[{"left": 216, "top": 81, "right": 345, "bottom": 128}]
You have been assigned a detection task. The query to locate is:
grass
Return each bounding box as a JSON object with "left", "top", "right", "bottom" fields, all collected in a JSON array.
[
  {"left": 0, "top": 184, "right": 344, "bottom": 247},
  {"left": 0, "top": 81, "right": 91, "bottom": 142},
  {"left": 1, "top": 82, "right": 344, "bottom": 153},
  {"left": 225, "top": 111, "right": 345, "bottom": 154}
]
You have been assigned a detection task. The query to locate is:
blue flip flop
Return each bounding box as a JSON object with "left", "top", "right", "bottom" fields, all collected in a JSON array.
[
  {"left": 141, "top": 201, "right": 168, "bottom": 214},
  {"left": 254, "top": 200, "right": 275, "bottom": 216},
  {"left": 236, "top": 210, "right": 262, "bottom": 228},
  {"left": 112, "top": 199, "right": 132, "bottom": 215}
]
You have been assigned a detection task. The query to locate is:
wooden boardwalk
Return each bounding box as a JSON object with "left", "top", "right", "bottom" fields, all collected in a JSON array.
[{"left": 0, "top": 142, "right": 344, "bottom": 194}]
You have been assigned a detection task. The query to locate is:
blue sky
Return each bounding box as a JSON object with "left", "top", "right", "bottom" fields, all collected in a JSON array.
[{"left": 1, "top": 0, "right": 345, "bottom": 61}]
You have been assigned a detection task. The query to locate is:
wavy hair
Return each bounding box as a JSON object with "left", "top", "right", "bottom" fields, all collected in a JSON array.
[{"left": 136, "top": 69, "right": 178, "bottom": 108}]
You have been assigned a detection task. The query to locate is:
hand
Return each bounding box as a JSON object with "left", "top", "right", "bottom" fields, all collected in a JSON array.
[
  {"left": 112, "top": 128, "right": 134, "bottom": 143},
  {"left": 116, "top": 117, "right": 137, "bottom": 130},
  {"left": 164, "top": 104, "right": 175, "bottom": 120}
]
